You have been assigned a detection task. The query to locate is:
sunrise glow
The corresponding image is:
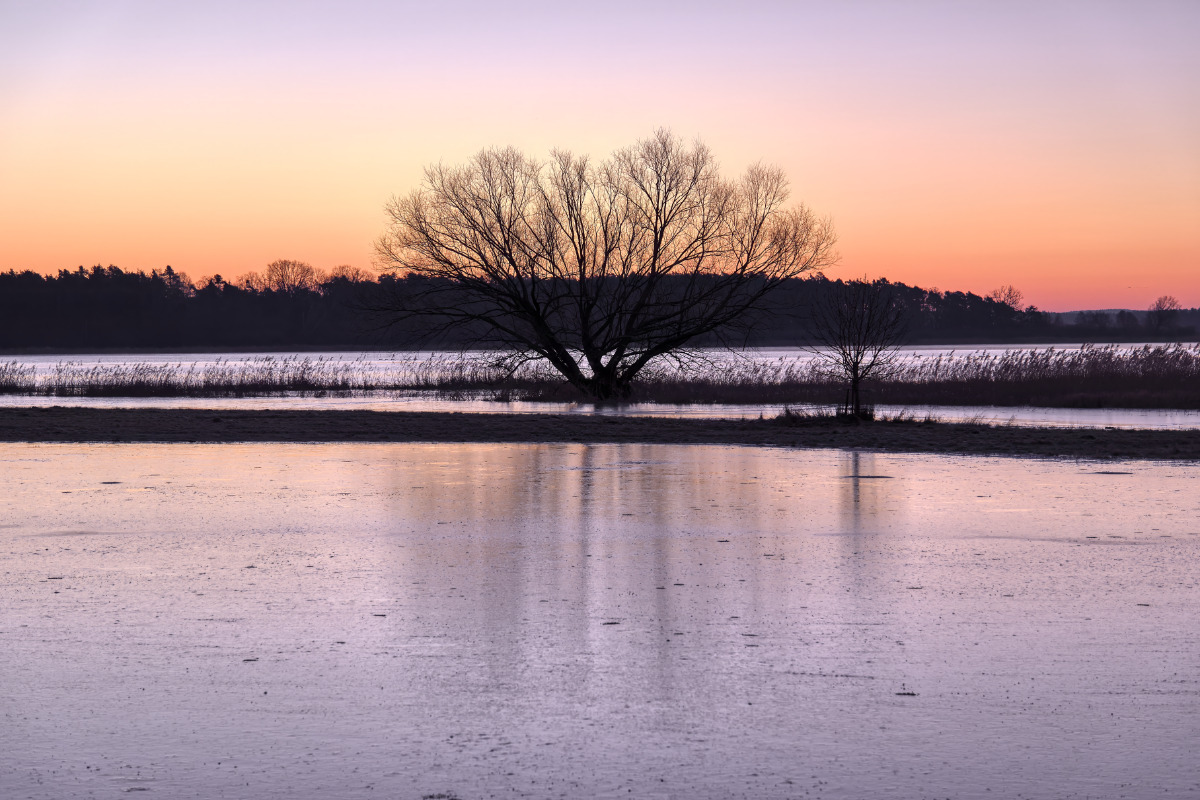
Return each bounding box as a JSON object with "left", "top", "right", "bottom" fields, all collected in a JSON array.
[{"left": 1, "top": 1, "right": 1196, "bottom": 310}]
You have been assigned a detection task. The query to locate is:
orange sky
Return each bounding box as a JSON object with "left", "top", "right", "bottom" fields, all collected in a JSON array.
[{"left": 1, "top": 2, "right": 1197, "bottom": 310}]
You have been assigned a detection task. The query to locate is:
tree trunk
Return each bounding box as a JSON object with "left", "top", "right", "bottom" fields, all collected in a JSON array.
[{"left": 586, "top": 371, "right": 633, "bottom": 401}]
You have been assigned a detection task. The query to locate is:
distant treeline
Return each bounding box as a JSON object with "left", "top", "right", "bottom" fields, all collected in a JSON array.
[{"left": 0, "top": 264, "right": 1195, "bottom": 351}]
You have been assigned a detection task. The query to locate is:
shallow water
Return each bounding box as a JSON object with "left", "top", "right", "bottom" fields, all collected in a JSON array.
[
  {"left": 1, "top": 443, "right": 1198, "bottom": 798},
  {"left": 2, "top": 393, "right": 1199, "bottom": 431}
]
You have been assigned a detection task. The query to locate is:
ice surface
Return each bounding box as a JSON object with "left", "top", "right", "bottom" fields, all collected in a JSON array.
[{"left": 1, "top": 443, "right": 1198, "bottom": 798}]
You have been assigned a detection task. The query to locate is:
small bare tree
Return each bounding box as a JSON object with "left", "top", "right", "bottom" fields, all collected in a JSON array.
[
  {"left": 987, "top": 284, "right": 1024, "bottom": 310},
  {"left": 264, "top": 259, "right": 321, "bottom": 293},
  {"left": 808, "top": 279, "right": 908, "bottom": 418},
  {"left": 374, "top": 130, "right": 838, "bottom": 399},
  {"left": 1147, "top": 295, "right": 1182, "bottom": 334},
  {"left": 328, "top": 264, "right": 373, "bottom": 283}
]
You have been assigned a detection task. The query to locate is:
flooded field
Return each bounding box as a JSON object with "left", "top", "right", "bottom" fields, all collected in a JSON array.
[{"left": 2, "top": 443, "right": 1198, "bottom": 798}]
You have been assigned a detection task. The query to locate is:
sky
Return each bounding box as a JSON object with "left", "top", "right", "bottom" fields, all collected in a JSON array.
[{"left": 1, "top": 1, "right": 1197, "bottom": 311}]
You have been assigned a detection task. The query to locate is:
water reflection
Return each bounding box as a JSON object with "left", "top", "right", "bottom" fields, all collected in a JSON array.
[
  {"left": 1, "top": 443, "right": 1197, "bottom": 799},
  {"left": 839, "top": 450, "right": 895, "bottom": 529}
]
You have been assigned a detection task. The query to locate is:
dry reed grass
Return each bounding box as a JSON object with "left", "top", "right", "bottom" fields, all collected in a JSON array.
[{"left": 1, "top": 344, "right": 1197, "bottom": 409}]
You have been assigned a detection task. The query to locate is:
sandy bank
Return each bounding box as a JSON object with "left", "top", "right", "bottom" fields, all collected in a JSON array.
[{"left": 1, "top": 407, "right": 1198, "bottom": 460}]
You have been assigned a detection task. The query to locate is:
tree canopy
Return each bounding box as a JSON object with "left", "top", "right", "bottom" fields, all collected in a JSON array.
[{"left": 375, "top": 130, "right": 838, "bottom": 398}]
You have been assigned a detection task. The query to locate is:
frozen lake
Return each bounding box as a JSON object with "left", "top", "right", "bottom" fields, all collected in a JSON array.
[{"left": 2, "top": 443, "right": 1198, "bottom": 798}]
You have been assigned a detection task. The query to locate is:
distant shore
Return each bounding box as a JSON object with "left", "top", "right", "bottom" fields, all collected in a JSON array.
[
  {"left": 2, "top": 335, "right": 1197, "bottom": 356},
  {"left": 1, "top": 407, "right": 1198, "bottom": 460}
]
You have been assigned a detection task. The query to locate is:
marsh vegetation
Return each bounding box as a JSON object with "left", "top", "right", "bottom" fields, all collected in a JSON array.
[{"left": 2, "top": 343, "right": 1199, "bottom": 409}]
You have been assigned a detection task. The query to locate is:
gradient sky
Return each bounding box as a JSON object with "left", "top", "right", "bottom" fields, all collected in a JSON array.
[{"left": 1, "top": 1, "right": 1197, "bottom": 310}]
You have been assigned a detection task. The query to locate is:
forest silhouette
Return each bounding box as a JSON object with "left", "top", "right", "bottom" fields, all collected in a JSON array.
[{"left": 0, "top": 264, "right": 1193, "bottom": 351}]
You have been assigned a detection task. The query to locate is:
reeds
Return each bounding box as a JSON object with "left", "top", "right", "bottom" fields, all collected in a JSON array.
[
  {"left": 0, "top": 361, "right": 37, "bottom": 393},
  {"left": 880, "top": 344, "right": 1200, "bottom": 408},
  {"left": 0, "top": 354, "right": 566, "bottom": 400},
  {"left": 1, "top": 344, "right": 1198, "bottom": 408},
  {"left": 35, "top": 357, "right": 358, "bottom": 397},
  {"left": 623, "top": 344, "right": 1200, "bottom": 408},
  {"left": 0, "top": 356, "right": 358, "bottom": 397}
]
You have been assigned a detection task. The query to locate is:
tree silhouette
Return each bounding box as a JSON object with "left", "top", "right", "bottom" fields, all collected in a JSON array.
[
  {"left": 1148, "top": 295, "right": 1182, "bottom": 333},
  {"left": 374, "top": 130, "right": 838, "bottom": 399},
  {"left": 808, "top": 279, "right": 908, "bottom": 418},
  {"left": 987, "top": 284, "right": 1024, "bottom": 310},
  {"left": 263, "top": 259, "right": 321, "bottom": 293}
]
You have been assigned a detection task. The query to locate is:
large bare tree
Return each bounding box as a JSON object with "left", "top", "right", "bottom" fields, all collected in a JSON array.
[{"left": 374, "top": 130, "right": 837, "bottom": 399}]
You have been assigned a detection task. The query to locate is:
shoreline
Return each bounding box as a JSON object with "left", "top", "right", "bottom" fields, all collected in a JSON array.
[{"left": 2, "top": 407, "right": 1198, "bottom": 460}]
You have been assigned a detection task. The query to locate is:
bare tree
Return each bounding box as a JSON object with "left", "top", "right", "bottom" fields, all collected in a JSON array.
[
  {"left": 374, "top": 130, "right": 838, "bottom": 399},
  {"left": 263, "top": 259, "right": 321, "bottom": 293},
  {"left": 987, "top": 284, "right": 1024, "bottom": 310},
  {"left": 808, "top": 279, "right": 908, "bottom": 418},
  {"left": 328, "top": 264, "right": 373, "bottom": 283},
  {"left": 1147, "top": 295, "right": 1182, "bottom": 334}
]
